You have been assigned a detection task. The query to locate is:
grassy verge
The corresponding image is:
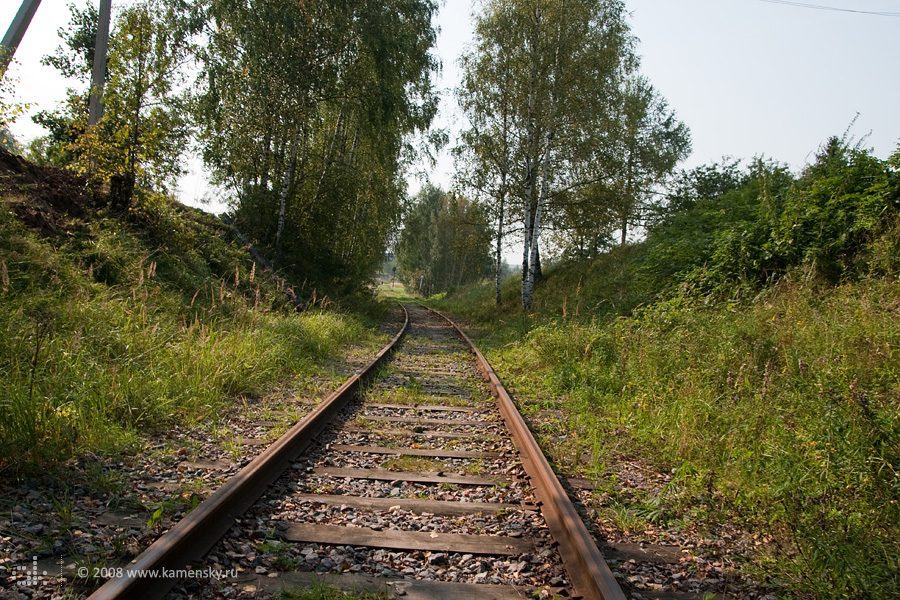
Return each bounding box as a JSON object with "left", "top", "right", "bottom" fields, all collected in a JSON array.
[
  {"left": 0, "top": 186, "right": 379, "bottom": 472},
  {"left": 431, "top": 273, "right": 900, "bottom": 598}
]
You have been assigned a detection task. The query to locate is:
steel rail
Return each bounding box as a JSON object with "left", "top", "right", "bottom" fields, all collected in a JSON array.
[
  {"left": 86, "top": 305, "right": 409, "bottom": 600},
  {"left": 429, "top": 307, "right": 627, "bottom": 600}
]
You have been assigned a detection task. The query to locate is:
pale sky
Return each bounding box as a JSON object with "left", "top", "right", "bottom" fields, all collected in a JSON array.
[
  {"left": 423, "top": 0, "right": 900, "bottom": 193},
  {"left": 3, "top": 0, "right": 899, "bottom": 210},
  {"left": 626, "top": 0, "right": 900, "bottom": 170}
]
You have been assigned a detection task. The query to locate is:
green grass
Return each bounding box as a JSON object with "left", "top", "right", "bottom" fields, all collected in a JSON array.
[
  {"left": 374, "top": 281, "right": 414, "bottom": 301},
  {"left": 432, "top": 268, "right": 900, "bottom": 599},
  {"left": 422, "top": 144, "right": 900, "bottom": 598},
  {"left": 0, "top": 189, "right": 376, "bottom": 471},
  {"left": 279, "top": 583, "right": 387, "bottom": 600},
  {"left": 382, "top": 455, "right": 446, "bottom": 472}
]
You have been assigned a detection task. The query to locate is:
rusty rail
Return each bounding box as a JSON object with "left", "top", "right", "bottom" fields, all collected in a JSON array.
[
  {"left": 88, "top": 303, "right": 624, "bottom": 600},
  {"left": 429, "top": 307, "right": 627, "bottom": 600},
  {"left": 86, "top": 306, "right": 409, "bottom": 600}
]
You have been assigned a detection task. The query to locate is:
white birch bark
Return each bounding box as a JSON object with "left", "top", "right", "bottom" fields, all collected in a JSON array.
[
  {"left": 521, "top": 27, "right": 539, "bottom": 308},
  {"left": 522, "top": 11, "right": 561, "bottom": 310},
  {"left": 522, "top": 128, "right": 554, "bottom": 309},
  {"left": 275, "top": 128, "right": 301, "bottom": 250},
  {"left": 314, "top": 103, "right": 347, "bottom": 206}
]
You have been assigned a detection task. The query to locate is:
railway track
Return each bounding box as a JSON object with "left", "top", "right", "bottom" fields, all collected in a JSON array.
[{"left": 87, "top": 304, "right": 625, "bottom": 600}]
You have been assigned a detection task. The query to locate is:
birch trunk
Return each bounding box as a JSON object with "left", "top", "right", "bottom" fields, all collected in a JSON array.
[
  {"left": 495, "top": 182, "right": 505, "bottom": 306},
  {"left": 522, "top": 12, "right": 561, "bottom": 310},
  {"left": 620, "top": 140, "right": 635, "bottom": 245},
  {"left": 495, "top": 94, "right": 511, "bottom": 306},
  {"left": 345, "top": 126, "right": 360, "bottom": 169},
  {"left": 275, "top": 128, "right": 301, "bottom": 251},
  {"left": 314, "top": 103, "right": 347, "bottom": 206},
  {"left": 522, "top": 129, "right": 554, "bottom": 309},
  {"left": 260, "top": 129, "right": 272, "bottom": 191},
  {"left": 521, "top": 38, "right": 539, "bottom": 307}
]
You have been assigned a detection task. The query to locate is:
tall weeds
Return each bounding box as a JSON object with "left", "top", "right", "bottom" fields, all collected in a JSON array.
[
  {"left": 0, "top": 194, "right": 372, "bottom": 470},
  {"left": 469, "top": 278, "right": 900, "bottom": 597},
  {"left": 430, "top": 139, "right": 900, "bottom": 597}
]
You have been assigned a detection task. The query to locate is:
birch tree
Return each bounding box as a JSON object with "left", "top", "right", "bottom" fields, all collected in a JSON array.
[
  {"left": 195, "top": 0, "right": 439, "bottom": 289},
  {"left": 604, "top": 75, "right": 691, "bottom": 245},
  {"left": 456, "top": 2, "right": 520, "bottom": 305},
  {"left": 459, "top": 0, "right": 632, "bottom": 309},
  {"left": 396, "top": 185, "right": 492, "bottom": 296},
  {"left": 46, "top": 0, "right": 196, "bottom": 205}
]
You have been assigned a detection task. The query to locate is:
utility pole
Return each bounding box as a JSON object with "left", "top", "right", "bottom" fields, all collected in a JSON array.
[
  {"left": 0, "top": 0, "right": 43, "bottom": 77},
  {"left": 88, "top": 0, "right": 112, "bottom": 126}
]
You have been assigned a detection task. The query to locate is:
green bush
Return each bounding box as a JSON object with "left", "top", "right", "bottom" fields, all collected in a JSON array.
[
  {"left": 643, "top": 142, "right": 900, "bottom": 297},
  {"left": 431, "top": 137, "right": 900, "bottom": 598}
]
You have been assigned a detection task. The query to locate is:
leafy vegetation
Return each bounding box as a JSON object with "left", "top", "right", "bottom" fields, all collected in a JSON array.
[
  {"left": 196, "top": 0, "right": 440, "bottom": 293},
  {"left": 0, "top": 50, "right": 31, "bottom": 138},
  {"left": 395, "top": 184, "right": 492, "bottom": 296},
  {"left": 73, "top": 0, "right": 194, "bottom": 197},
  {"left": 455, "top": 0, "right": 690, "bottom": 308},
  {"left": 6, "top": 1, "right": 900, "bottom": 594},
  {"left": 0, "top": 148, "right": 378, "bottom": 471},
  {"left": 24, "top": 0, "right": 440, "bottom": 295},
  {"left": 433, "top": 137, "right": 900, "bottom": 598},
  {"left": 278, "top": 583, "right": 386, "bottom": 600},
  {"left": 27, "top": 1, "right": 196, "bottom": 205},
  {"left": 643, "top": 137, "right": 900, "bottom": 297}
]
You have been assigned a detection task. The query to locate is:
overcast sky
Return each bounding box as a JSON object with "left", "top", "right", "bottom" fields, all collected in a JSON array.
[{"left": 3, "top": 0, "right": 899, "bottom": 207}]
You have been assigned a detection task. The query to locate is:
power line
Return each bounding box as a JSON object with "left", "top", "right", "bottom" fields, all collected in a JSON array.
[{"left": 753, "top": 0, "right": 900, "bottom": 16}]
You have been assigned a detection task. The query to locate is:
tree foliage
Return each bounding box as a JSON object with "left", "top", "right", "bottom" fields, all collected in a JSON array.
[
  {"left": 577, "top": 74, "right": 691, "bottom": 247},
  {"left": 644, "top": 138, "right": 900, "bottom": 296},
  {"left": 0, "top": 51, "right": 32, "bottom": 133},
  {"left": 33, "top": 0, "right": 195, "bottom": 203},
  {"left": 75, "top": 0, "right": 194, "bottom": 203},
  {"left": 456, "top": 0, "right": 689, "bottom": 309},
  {"left": 31, "top": 2, "right": 98, "bottom": 167},
  {"left": 195, "top": 0, "right": 440, "bottom": 292},
  {"left": 24, "top": 0, "right": 439, "bottom": 295},
  {"left": 396, "top": 185, "right": 492, "bottom": 296},
  {"left": 40, "top": 1, "right": 98, "bottom": 79}
]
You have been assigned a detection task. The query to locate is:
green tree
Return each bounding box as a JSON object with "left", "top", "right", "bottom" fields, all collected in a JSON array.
[
  {"left": 40, "top": 1, "right": 98, "bottom": 79},
  {"left": 456, "top": 1, "right": 520, "bottom": 305},
  {"left": 642, "top": 137, "right": 900, "bottom": 296},
  {"left": 653, "top": 158, "right": 746, "bottom": 219},
  {"left": 642, "top": 158, "right": 793, "bottom": 293},
  {"left": 196, "top": 0, "right": 440, "bottom": 291},
  {"left": 396, "top": 185, "right": 442, "bottom": 293},
  {"left": 30, "top": 2, "right": 98, "bottom": 166},
  {"left": 771, "top": 137, "right": 899, "bottom": 283},
  {"left": 69, "top": 0, "right": 194, "bottom": 206},
  {"left": 459, "top": 0, "right": 651, "bottom": 309},
  {"left": 396, "top": 185, "right": 492, "bottom": 296},
  {"left": 32, "top": 0, "right": 195, "bottom": 196},
  {"left": 591, "top": 75, "right": 691, "bottom": 246},
  {"left": 1, "top": 127, "right": 19, "bottom": 152},
  {"left": 0, "top": 50, "right": 32, "bottom": 135}
]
